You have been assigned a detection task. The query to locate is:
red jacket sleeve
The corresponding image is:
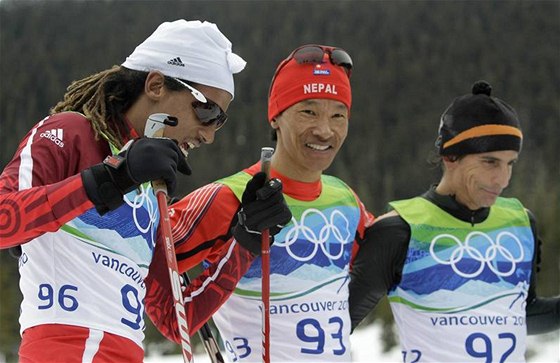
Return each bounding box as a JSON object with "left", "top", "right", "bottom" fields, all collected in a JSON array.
[
  {"left": 144, "top": 227, "right": 255, "bottom": 341},
  {"left": 350, "top": 190, "right": 376, "bottom": 266},
  {"left": 170, "top": 182, "right": 242, "bottom": 270},
  {"left": 145, "top": 179, "right": 255, "bottom": 341},
  {"left": 0, "top": 113, "right": 108, "bottom": 247}
]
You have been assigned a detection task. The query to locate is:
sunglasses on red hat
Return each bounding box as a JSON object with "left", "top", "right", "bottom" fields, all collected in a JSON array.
[
  {"left": 269, "top": 44, "right": 353, "bottom": 95},
  {"left": 291, "top": 45, "right": 353, "bottom": 76},
  {"left": 174, "top": 78, "right": 228, "bottom": 130}
]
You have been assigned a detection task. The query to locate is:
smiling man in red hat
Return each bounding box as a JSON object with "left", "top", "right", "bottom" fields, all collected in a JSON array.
[{"left": 164, "top": 44, "right": 375, "bottom": 362}]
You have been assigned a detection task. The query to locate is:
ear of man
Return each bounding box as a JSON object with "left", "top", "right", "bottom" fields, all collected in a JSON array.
[{"left": 144, "top": 71, "right": 167, "bottom": 100}]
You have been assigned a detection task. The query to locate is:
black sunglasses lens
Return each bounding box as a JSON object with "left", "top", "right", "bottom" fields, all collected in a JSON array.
[
  {"left": 212, "top": 113, "right": 228, "bottom": 129},
  {"left": 331, "top": 49, "right": 353, "bottom": 70},
  {"left": 192, "top": 101, "right": 228, "bottom": 129},
  {"left": 293, "top": 46, "right": 325, "bottom": 64}
]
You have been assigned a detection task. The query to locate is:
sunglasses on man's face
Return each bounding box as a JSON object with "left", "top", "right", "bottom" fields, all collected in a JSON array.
[
  {"left": 174, "top": 78, "right": 228, "bottom": 130},
  {"left": 268, "top": 44, "right": 353, "bottom": 95}
]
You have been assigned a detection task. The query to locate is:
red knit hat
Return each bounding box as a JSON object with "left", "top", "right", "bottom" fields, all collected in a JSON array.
[{"left": 268, "top": 45, "right": 352, "bottom": 121}]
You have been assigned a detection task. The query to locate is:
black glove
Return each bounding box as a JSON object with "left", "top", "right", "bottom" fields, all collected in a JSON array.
[
  {"left": 233, "top": 172, "right": 292, "bottom": 255},
  {"left": 81, "top": 137, "right": 192, "bottom": 214}
]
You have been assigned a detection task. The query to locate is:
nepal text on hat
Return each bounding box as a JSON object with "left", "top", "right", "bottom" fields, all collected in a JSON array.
[{"left": 303, "top": 83, "right": 338, "bottom": 95}]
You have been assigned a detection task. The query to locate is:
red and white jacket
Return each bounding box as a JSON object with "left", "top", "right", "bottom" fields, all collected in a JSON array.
[{"left": 0, "top": 112, "right": 254, "bottom": 358}]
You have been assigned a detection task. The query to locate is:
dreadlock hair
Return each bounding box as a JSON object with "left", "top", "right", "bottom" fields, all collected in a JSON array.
[
  {"left": 51, "top": 66, "right": 183, "bottom": 149},
  {"left": 51, "top": 66, "right": 143, "bottom": 148}
]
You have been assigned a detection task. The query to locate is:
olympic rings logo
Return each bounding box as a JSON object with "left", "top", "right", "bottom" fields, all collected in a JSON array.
[
  {"left": 429, "top": 231, "right": 525, "bottom": 278},
  {"left": 124, "top": 184, "right": 158, "bottom": 248},
  {"left": 276, "top": 208, "right": 353, "bottom": 262}
]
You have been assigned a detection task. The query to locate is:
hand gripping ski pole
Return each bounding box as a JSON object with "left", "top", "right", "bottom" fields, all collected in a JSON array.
[
  {"left": 260, "top": 147, "right": 274, "bottom": 363},
  {"left": 145, "top": 113, "right": 193, "bottom": 363}
]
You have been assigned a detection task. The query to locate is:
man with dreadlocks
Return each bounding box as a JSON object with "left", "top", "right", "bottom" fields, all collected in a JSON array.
[{"left": 0, "top": 20, "right": 291, "bottom": 362}]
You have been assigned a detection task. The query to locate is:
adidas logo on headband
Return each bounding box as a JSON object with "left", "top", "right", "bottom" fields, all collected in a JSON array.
[{"left": 167, "top": 57, "right": 185, "bottom": 67}]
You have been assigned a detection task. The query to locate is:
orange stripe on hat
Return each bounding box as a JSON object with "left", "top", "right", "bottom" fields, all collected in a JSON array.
[{"left": 443, "top": 124, "right": 523, "bottom": 149}]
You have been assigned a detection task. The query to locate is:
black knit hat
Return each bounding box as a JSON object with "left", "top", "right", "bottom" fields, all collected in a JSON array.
[{"left": 436, "top": 80, "right": 523, "bottom": 156}]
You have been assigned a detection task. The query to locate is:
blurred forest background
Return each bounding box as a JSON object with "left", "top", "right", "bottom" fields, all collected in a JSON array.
[{"left": 0, "top": 0, "right": 558, "bottom": 361}]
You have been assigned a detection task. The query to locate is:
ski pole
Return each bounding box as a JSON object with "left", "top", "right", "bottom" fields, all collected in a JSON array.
[
  {"left": 182, "top": 272, "right": 225, "bottom": 363},
  {"left": 145, "top": 113, "right": 193, "bottom": 363},
  {"left": 260, "top": 147, "right": 274, "bottom": 363}
]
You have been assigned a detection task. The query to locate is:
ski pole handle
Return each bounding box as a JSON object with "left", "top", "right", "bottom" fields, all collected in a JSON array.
[
  {"left": 145, "top": 113, "right": 193, "bottom": 363},
  {"left": 260, "top": 147, "right": 273, "bottom": 180},
  {"left": 145, "top": 113, "right": 180, "bottom": 194},
  {"left": 260, "top": 147, "right": 274, "bottom": 363},
  {"left": 260, "top": 147, "right": 273, "bottom": 258}
]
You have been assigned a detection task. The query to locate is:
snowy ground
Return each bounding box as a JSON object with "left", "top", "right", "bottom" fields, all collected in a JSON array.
[{"left": 145, "top": 323, "right": 559, "bottom": 363}]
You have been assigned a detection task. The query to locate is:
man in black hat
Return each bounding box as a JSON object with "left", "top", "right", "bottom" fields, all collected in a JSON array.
[{"left": 349, "top": 81, "right": 559, "bottom": 362}]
